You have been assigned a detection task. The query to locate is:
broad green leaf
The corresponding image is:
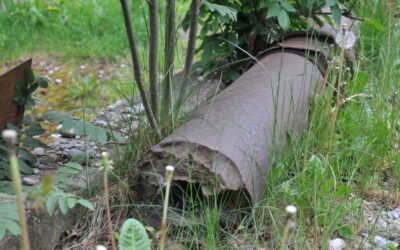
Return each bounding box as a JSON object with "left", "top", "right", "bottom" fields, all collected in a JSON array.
[
  {"left": 0, "top": 204, "right": 19, "bottom": 220},
  {"left": 202, "top": 0, "right": 237, "bottom": 21},
  {"left": 58, "top": 196, "right": 69, "bottom": 214},
  {"left": 119, "top": 218, "right": 151, "bottom": 250},
  {"left": 22, "top": 137, "right": 46, "bottom": 149},
  {"left": 77, "top": 199, "right": 94, "bottom": 211},
  {"left": 46, "top": 193, "right": 58, "bottom": 215},
  {"left": 278, "top": 10, "right": 290, "bottom": 30},
  {"left": 17, "top": 148, "right": 38, "bottom": 165},
  {"left": 67, "top": 197, "right": 77, "bottom": 209},
  {"left": 24, "top": 68, "right": 35, "bottom": 84},
  {"left": 326, "top": 0, "right": 336, "bottom": 6},
  {"left": 5, "top": 220, "right": 21, "bottom": 236},
  {"left": 331, "top": 5, "right": 341, "bottom": 25},
  {"left": 281, "top": 1, "right": 296, "bottom": 12},
  {"left": 36, "top": 76, "right": 49, "bottom": 88},
  {"left": 0, "top": 203, "right": 20, "bottom": 240},
  {"left": 267, "top": 3, "right": 282, "bottom": 18},
  {"left": 0, "top": 226, "right": 5, "bottom": 240},
  {"left": 24, "top": 122, "right": 45, "bottom": 136},
  {"left": 64, "top": 162, "right": 83, "bottom": 171},
  {"left": 109, "top": 131, "right": 126, "bottom": 144},
  {"left": 17, "top": 159, "right": 34, "bottom": 175}
]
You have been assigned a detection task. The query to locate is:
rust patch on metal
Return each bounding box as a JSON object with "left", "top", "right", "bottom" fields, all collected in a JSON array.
[{"left": 0, "top": 59, "right": 32, "bottom": 131}]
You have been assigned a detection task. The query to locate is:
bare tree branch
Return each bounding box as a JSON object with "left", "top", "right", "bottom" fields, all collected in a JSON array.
[
  {"left": 120, "top": 0, "right": 161, "bottom": 138},
  {"left": 178, "top": 0, "right": 200, "bottom": 104},
  {"left": 148, "top": 0, "right": 159, "bottom": 121},
  {"left": 162, "top": 0, "right": 175, "bottom": 120}
]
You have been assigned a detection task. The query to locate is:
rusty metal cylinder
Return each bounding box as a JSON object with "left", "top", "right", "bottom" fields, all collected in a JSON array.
[{"left": 132, "top": 14, "right": 356, "bottom": 212}]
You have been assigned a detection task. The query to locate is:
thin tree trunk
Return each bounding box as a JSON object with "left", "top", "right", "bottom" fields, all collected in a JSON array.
[
  {"left": 162, "top": 0, "right": 175, "bottom": 120},
  {"left": 148, "top": 0, "right": 159, "bottom": 121},
  {"left": 178, "top": 0, "right": 200, "bottom": 104},
  {"left": 120, "top": 0, "right": 161, "bottom": 138}
]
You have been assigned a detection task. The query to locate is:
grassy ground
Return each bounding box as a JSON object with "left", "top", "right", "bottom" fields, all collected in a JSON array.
[
  {"left": 1, "top": 0, "right": 399, "bottom": 249},
  {"left": 0, "top": 0, "right": 146, "bottom": 60}
]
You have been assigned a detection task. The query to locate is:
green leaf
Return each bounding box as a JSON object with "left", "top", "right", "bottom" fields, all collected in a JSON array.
[
  {"left": 326, "top": 0, "right": 337, "bottom": 7},
  {"left": 267, "top": 3, "right": 282, "bottom": 18},
  {"left": 24, "top": 68, "right": 35, "bottom": 84},
  {"left": 17, "top": 159, "right": 34, "bottom": 175},
  {"left": 36, "top": 76, "right": 49, "bottom": 88},
  {"left": 109, "top": 131, "right": 126, "bottom": 144},
  {"left": 77, "top": 199, "right": 94, "bottom": 211},
  {"left": 24, "top": 122, "right": 45, "bottom": 136},
  {"left": 331, "top": 5, "right": 341, "bottom": 25},
  {"left": 17, "top": 148, "right": 38, "bottom": 166},
  {"left": 278, "top": 10, "right": 290, "bottom": 30},
  {"left": 46, "top": 193, "right": 58, "bottom": 215},
  {"left": 67, "top": 197, "right": 77, "bottom": 209},
  {"left": 22, "top": 137, "right": 46, "bottom": 149},
  {"left": 64, "top": 163, "right": 83, "bottom": 174},
  {"left": 281, "top": 1, "right": 296, "bottom": 12},
  {"left": 119, "top": 218, "right": 151, "bottom": 250},
  {"left": 46, "top": 112, "right": 109, "bottom": 145},
  {"left": 0, "top": 203, "right": 20, "bottom": 240},
  {"left": 202, "top": 0, "right": 237, "bottom": 21},
  {"left": 5, "top": 220, "right": 21, "bottom": 235},
  {"left": 58, "top": 196, "right": 69, "bottom": 214}
]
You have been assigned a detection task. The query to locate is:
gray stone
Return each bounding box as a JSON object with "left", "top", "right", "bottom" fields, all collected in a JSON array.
[
  {"left": 32, "top": 147, "right": 45, "bottom": 156},
  {"left": 55, "top": 78, "right": 62, "bottom": 84},
  {"left": 374, "top": 236, "right": 387, "bottom": 248},
  {"left": 376, "top": 218, "right": 388, "bottom": 231},
  {"left": 22, "top": 176, "right": 40, "bottom": 186},
  {"left": 33, "top": 168, "right": 39, "bottom": 174},
  {"left": 94, "top": 119, "right": 108, "bottom": 127},
  {"left": 329, "top": 238, "right": 346, "bottom": 250},
  {"left": 388, "top": 211, "right": 400, "bottom": 220},
  {"left": 62, "top": 148, "right": 83, "bottom": 158}
]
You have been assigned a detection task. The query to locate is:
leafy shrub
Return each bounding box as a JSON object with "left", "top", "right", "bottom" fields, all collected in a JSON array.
[{"left": 191, "top": 0, "right": 355, "bottom": 80}]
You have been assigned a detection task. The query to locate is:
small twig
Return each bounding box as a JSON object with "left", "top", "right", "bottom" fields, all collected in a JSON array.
[
  {"left": 177, "top": 0, "right": 200, "bottom": 104},
  {"left": 2, "top": 130, "right": 30, "bottom": 250},
  {"left": 160, "top": 165, "right": 175, "bottom": 250}
]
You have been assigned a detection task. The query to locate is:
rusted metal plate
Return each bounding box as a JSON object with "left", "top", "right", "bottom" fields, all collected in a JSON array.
[{"left": 0, "top": 59, "right": 32, "bottom": 131}]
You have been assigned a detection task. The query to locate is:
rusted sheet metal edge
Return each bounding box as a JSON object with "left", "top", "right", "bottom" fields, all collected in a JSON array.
[{"left": 0, "top": 59, "right": 32, "bottom": 131}]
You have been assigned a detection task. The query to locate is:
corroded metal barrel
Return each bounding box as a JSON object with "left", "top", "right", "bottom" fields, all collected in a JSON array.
[{"left": 132, "top": 14, "right": 355, "bottom": 211}]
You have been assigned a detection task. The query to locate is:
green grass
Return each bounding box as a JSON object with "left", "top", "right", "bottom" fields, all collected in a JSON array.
[{"left": 0, "top": 0, "right": 149, "bottom": 61}]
